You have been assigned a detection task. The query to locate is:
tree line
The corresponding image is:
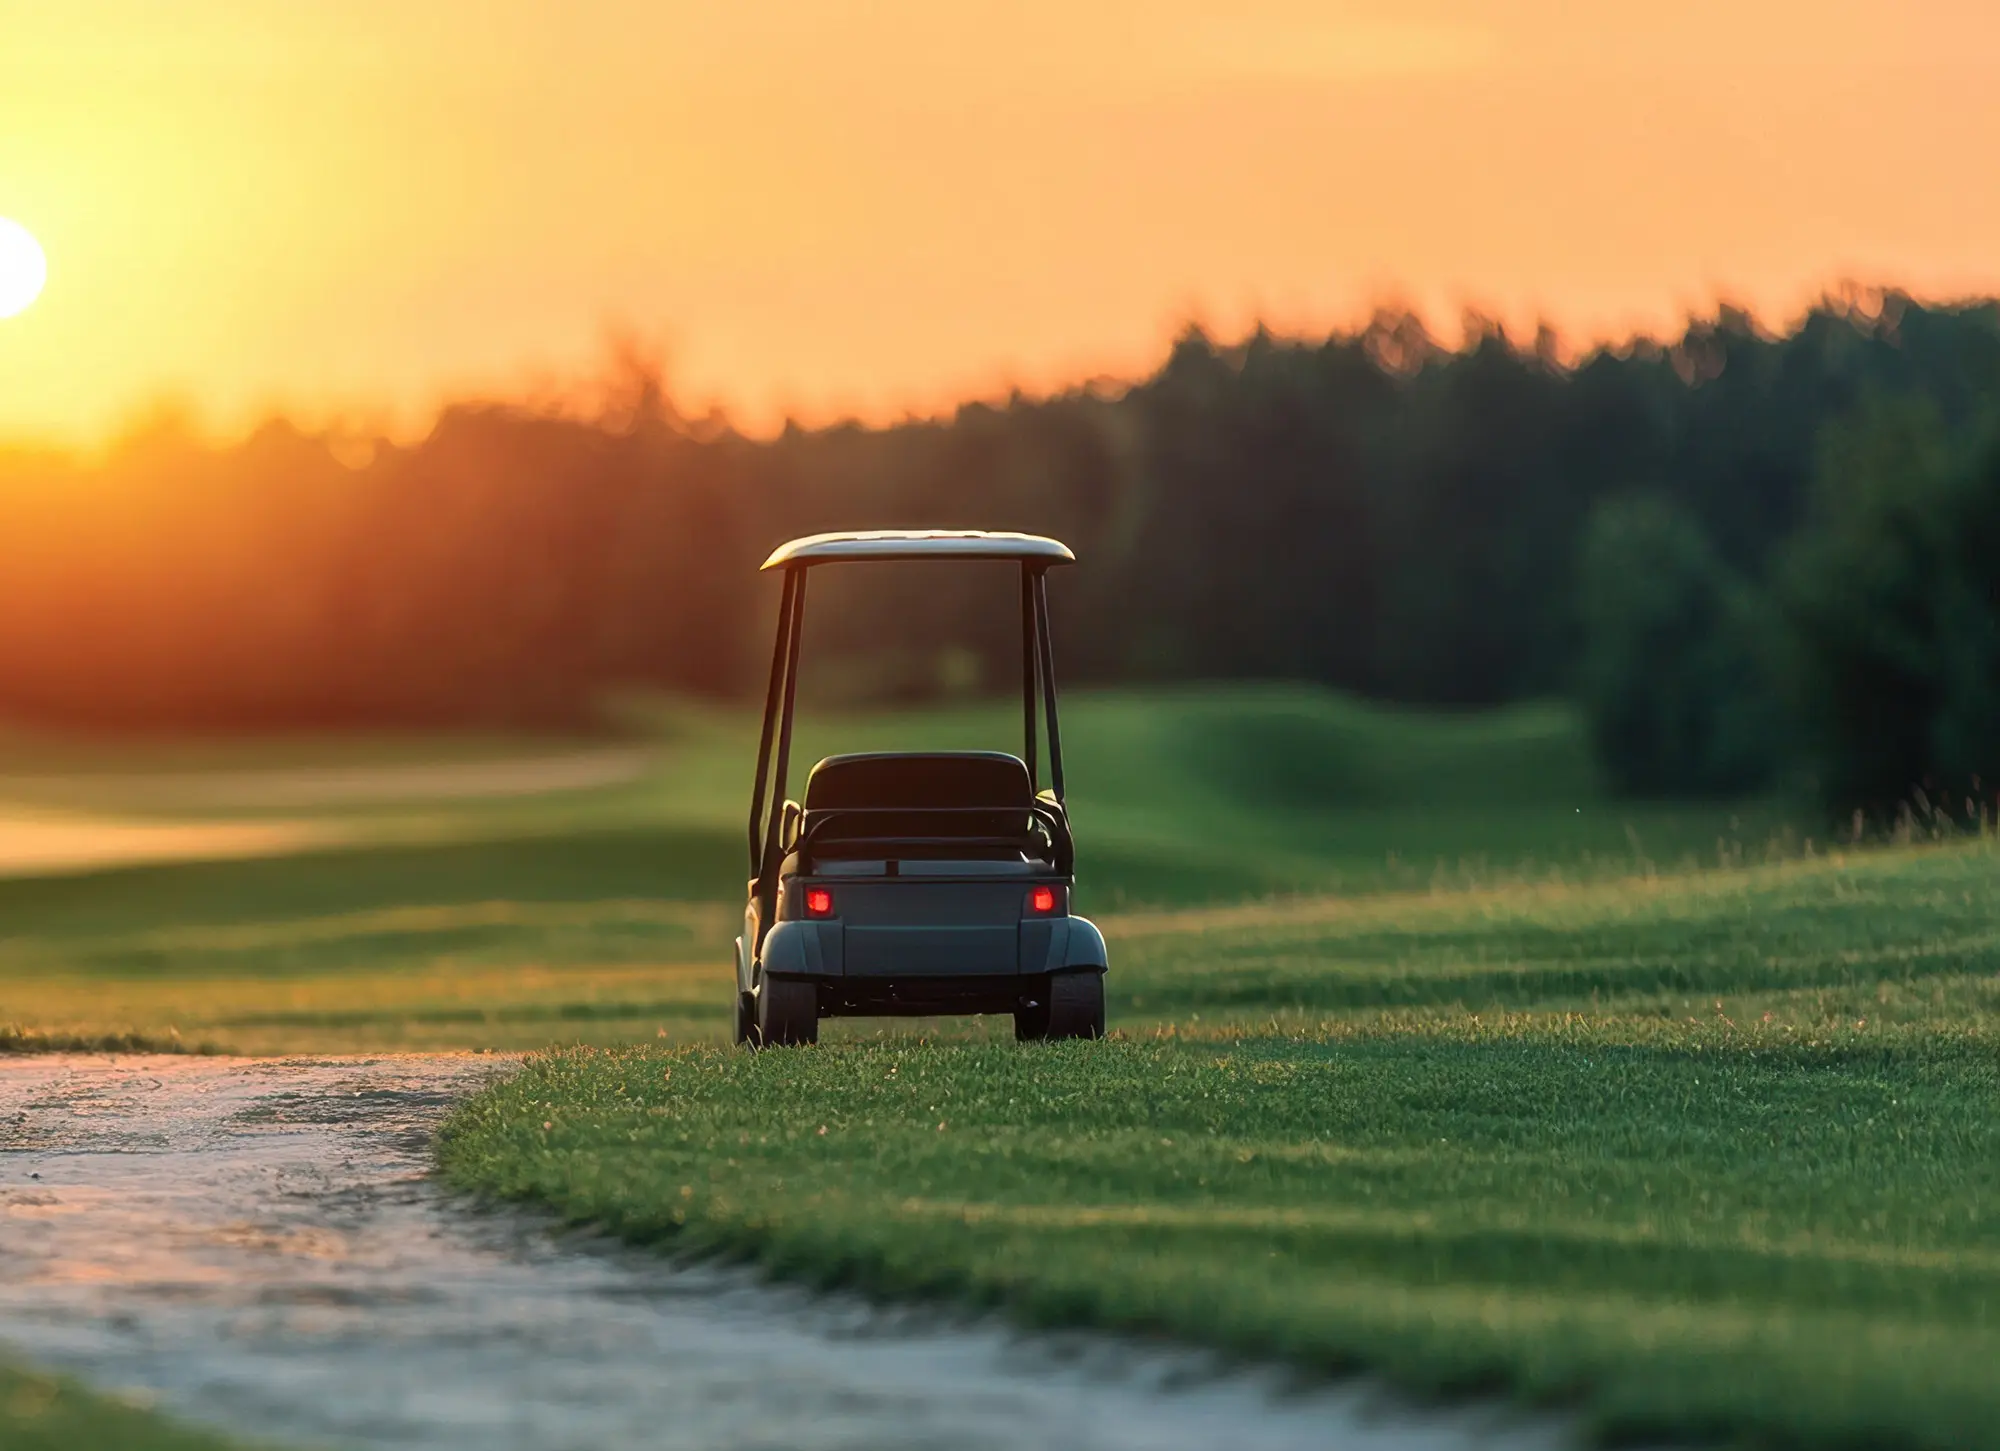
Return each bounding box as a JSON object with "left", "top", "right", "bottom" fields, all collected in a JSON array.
[{"left": 2, "top": 287, "right": 1995, "bottom": 816}]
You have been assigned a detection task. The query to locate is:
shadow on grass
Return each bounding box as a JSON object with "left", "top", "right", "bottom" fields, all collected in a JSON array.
[
  {"left": 1117, "top": 936, "right": 2000, "bottom": 1018},
  {"left": 214, "top": 999, "right": 729, "bottom": 1030},
  {"left": 0, "top": 1026, "right": 217, "bottom": 1055}
]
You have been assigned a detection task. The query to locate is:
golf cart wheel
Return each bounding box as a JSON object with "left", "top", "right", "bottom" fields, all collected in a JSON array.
[
  {"left": 732, "top": 990, "right": 755, "bottom": 1047},
  {"left": 1040, "top": 971, "right": 1105, "bottom": 1041},
  {"left": 755, "top": 974, "right": 819, "bottom": 1047}
]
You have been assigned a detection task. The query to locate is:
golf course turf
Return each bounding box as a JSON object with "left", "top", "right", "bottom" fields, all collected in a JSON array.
[
  {"left": 439, "top": 841, "right": 2000, "bottom": 1451},
  {"left": 0, "top": 688, "right": 1802, "bottom": 1055},
  {"left": 4, "top": 687, "right": 1995, "bottom": 1448}
]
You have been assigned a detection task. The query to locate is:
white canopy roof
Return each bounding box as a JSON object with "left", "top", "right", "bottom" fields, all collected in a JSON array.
[{"left": 761, "top": 530, "right": 1074, "bottom": 570}]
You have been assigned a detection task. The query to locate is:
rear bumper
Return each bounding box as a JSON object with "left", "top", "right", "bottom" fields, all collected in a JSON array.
[{"left": 758, "top": 914, "right": 1107, "bottom": 983}]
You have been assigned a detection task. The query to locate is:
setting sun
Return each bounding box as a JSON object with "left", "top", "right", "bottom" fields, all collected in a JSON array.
[{"left": 0, "top": 219, "right": 46, "bottom": 319}]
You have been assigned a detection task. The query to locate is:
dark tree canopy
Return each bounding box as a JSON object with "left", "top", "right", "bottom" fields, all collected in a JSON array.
[
  {"left": 1575, "top": 494, "right": 1779, "bottom": 798},
  {"left": 1778, "top": 402, "right": 2000, "bottom": 820}
]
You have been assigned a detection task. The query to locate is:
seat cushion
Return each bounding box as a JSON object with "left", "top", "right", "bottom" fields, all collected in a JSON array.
[
  {"left": 805, "top": 752, "right": 1031, "bottom": 809},
  {"left": 803, "top": 752, "right": 1034, "bottom": 848}
]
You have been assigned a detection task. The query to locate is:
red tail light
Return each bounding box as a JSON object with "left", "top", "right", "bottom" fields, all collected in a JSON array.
[
  {"left": 1029, "top": 885, "right": 1057, "bottom": 914},
  {"left": 805, "top": 888, "right": 834, "bottom": 918}
]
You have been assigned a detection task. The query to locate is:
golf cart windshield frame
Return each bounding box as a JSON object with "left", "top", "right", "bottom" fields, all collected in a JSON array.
[{"left": 745, "top": 533, "right": 1074, "bottom": 893}]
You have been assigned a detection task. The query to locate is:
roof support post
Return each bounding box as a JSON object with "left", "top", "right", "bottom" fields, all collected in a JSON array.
[
  {"left": 1021, "top": 562, "right": 1039, "bottom": 793},
  {"left": 1034, "top": 569, "right": 1065, "bottom": 804},
  {"left": 758, "top": 567, "right": 809, "bottom": 931},
  {"left": 747, "top": 569, "right": 797, "bottom": 874}
]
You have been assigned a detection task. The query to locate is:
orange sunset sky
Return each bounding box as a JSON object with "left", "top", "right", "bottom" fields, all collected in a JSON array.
[{"left": 4, "top": 0, "right": 2000, "bottom": 445}]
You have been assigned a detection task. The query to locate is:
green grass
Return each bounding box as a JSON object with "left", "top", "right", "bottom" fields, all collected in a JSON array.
[
  {"left": 0, "top": 686, "right": 1809, "bottom": 1054},
  {"left": 754, "top": 685, "right": 1809, "bottom": 907},
  {"left": 15, "top": 684, "right": 1988, "bottom": 1445},
  {"left": 2, "top": 684, "right": 1805, "bottom": 900},
  {"left": 0, "top": 1362, "right": 255, "bottom": 1450},
  {"left": 439, "top": 840, "right": 2000, "bottom": 1451},
  {"left": 0, "top": 827, "right": 742, "bottom": 1052}
]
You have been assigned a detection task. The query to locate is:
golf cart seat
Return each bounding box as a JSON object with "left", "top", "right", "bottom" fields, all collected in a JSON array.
[{"left": 799, "top": 751, "right": 1044, "bottom": 861}]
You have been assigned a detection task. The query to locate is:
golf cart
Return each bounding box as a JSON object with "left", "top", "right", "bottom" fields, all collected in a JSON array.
[{"left": 734, "top": 530, "right": 1108, "bottom": 1047}]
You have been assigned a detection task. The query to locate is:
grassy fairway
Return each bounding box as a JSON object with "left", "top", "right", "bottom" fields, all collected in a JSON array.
[
  {"left": 440, "top": 841, "right": 2000, "bottom": 1451},
  {"left": 4, "top": 687, "right": 1995, "bottom": 1444},
  {"left": 1, "top": 686, "right": 1801, "bottom": 1053},
  {"left": 0, "top": 1362, "right": 254, "bottom": 1450},
  {"left": 0, "top": 831, "right": 739, "bottom": 1052}
]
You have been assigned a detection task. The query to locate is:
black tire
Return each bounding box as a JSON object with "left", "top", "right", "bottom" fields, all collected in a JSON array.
[
  {"left": 732, "top": 990, "right": 755, "bottom": 1047},
  {"left": 755, "top": 974, "right": 819, "bottom": 1047},
  {"left": 1038, "top": 971, "right": 1105, "bottom": 1041}
]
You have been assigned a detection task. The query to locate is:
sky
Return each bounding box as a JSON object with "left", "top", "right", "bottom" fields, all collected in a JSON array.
[{"left": 3, "top": 0, "right": 2000, "bottom": 445}]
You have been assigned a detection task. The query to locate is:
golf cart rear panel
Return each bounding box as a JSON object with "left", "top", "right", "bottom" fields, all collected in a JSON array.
[
  {"left": 734, "top": 530, "right": 1108, "bottom": 1046},
  {"left": 764, "top": 876, "right": 1100, "bottom": 978}
]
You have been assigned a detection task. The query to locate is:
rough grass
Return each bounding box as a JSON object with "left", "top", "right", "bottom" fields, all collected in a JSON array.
[
  {"left": 440, "top": 839, "right": 2000, "bottom": 1451},
  {"left": 0, "top": 1362, "right": 254, "bottom": 1450}
]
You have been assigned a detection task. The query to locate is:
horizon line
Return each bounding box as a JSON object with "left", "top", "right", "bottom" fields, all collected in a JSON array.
[{"left": 6, "top": 278, "right": 1989, "bottom": 462}]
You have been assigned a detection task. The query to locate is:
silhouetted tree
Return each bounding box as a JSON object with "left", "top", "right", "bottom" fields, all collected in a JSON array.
[
  {"left": 1576, "top": 494, "right": 1779, "bottom": 797},
  {"left": 1778, "top": 401, "right": 2000, "bottom": 818}
]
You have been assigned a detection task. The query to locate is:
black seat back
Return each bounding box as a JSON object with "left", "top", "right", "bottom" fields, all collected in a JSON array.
[{"left": 803, "top": 752, "right": 1033, "bottom": 847}]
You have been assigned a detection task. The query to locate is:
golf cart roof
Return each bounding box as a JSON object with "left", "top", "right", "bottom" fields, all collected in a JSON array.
[{"left": 761, "top": 530, "right": 1074, "bottom": 570}]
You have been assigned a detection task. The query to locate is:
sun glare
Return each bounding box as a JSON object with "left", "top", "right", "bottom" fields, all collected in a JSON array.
[{"left": 0, "top": 219, "right": 48, "bottom": 319}]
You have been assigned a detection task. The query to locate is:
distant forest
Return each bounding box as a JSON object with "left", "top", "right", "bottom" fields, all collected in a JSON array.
[{"left": 4, "top": 289, "right": 1998, "bottom": 811}]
